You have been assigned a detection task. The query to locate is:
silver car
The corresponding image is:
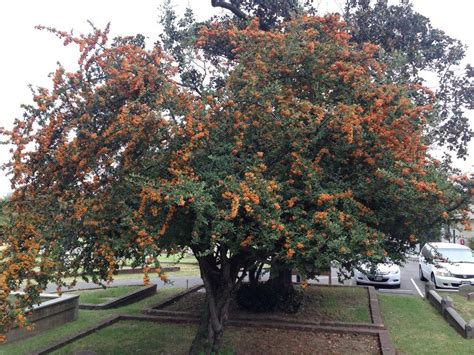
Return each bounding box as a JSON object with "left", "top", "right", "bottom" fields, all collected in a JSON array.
[
  {"left": 419, "top": 242, "right": 474, "bottom": 288},
  {"left": 354, "top": 262, "right": 401, "bottom": 288}
]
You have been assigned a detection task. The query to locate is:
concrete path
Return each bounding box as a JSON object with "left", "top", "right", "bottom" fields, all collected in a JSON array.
[{"left": 44, "top": 275, "right": 203, "bottom": 293}]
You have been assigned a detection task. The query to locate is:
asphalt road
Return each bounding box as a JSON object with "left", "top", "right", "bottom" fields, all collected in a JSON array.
[{"left": 342, "top": 259, "right": 427, "bottom": 297}]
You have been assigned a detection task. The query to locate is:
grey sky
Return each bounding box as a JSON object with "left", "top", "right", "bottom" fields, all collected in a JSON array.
[{"left": 0, "top": 0, "right": 472, "bottom": 197}]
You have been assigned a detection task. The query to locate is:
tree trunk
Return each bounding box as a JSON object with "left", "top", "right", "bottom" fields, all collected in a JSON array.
[
  {"left": 189, "top": 260, "right": 233, "bottom": 355},
  {"left": 248, "top": 261, "right": 265, "bottom": 288},
  {"left": 268, "top": 261, "right": 293, "bottom": 294},
  {"left": 267, "top": 260, "right": 302, "bottom": 313}
]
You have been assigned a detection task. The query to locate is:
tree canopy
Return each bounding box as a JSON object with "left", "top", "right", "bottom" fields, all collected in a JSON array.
[
  {"left": 1, "top": 2, "right": 473, "bottom": 353},
  {"left": 344, "top": 0, "right": 474, "bottom": 161}
]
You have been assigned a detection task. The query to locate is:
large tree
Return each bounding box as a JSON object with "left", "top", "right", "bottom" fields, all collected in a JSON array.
[
  {"left": 200, "top": 0, "right": 474, "bottom": 282},
  {"left": 1, "top": 12, "right": 473, "bottom": 355}
]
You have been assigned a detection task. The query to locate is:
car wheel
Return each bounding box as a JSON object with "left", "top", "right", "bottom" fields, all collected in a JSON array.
[
  {"left": 394, "top": 283, "right": 401, "bottom": 289},
  {"left": 430, "top": 273, "right": 438, "bottom": 288},
  {"left": 419, "top": 266, "right": 427, "bottom": 281}
]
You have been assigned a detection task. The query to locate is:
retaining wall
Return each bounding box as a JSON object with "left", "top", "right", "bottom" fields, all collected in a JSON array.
[
  {"left": 79, "top": 284, "right": 157, "bottom": 310},
  {"left": 425, "top": 282, "right": 474, "bottom": 339},
  {"left": 6, "top": 293, "right": 79, "bottom": 343}
]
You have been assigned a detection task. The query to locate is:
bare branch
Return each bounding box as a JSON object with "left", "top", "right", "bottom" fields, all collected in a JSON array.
[{"left": 211, "top": 0, "right": 248, "bottom": 20}]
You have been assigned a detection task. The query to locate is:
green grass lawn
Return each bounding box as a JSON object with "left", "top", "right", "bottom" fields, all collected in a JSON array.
[
  {"left": 449, "top": 293, "right": 474, "bottom": 321},
  {"left": 52, "top": 321, "right": 197, "bottom": 355},
  {"left": 0, "top": 288, "right": 184, "bottom": 355},
  {"left": 71, "top": 286, "right": 144, "bottom": 304},
  {"left": 379, "top": 294, "right": 473, "bottom": 354},
  {"left": 299, "top": 286, "right": 370, "bottom": 323},
  {"left": 114, "top": 263, "right": 200, "bottom": 279},
  {"left": 9, "top": 287, "right": 472, "bottom": 354},
  {"left": 1, "top": 285, "right": 370, "bottom": 354}
]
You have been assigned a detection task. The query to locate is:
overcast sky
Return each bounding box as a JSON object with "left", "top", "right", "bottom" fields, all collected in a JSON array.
[{"left": 0, "top": 0, "right": 473, "bottom": 197}]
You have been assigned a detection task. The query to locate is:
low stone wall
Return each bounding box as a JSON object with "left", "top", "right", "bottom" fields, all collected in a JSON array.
[
  {"left": 425, "top": 283, "right": 474, "bottom": 339},
  {"left": 79, "top": 284, "right": 157, "bottom": 310},
  {"left": 6, "top": 293, "right": 79, "bottom": 343}
]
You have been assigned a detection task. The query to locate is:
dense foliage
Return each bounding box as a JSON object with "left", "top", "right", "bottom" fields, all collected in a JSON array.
[
  {"left": 0, "top": 198, "right": 9, "bottom": 239},
  {"left": 1, "top": 2, "right": 473, "bottom": 352},
  {"left": 344, "top": 0, "right": 474, "bottom": 160}
]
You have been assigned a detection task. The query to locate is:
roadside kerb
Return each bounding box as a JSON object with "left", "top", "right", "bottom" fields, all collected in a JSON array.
[
  {"left": 79, "top": 284, "right": 157, "bottom": 310},
  {"left": 425, "top": 282, "right": 474, "bottom": 339}
]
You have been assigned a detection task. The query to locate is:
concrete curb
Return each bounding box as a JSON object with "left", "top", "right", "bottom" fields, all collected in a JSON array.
[
  {"left": 33, "top": 313, "right": 390, "bottom": 354},
  {"left": 79, "top": 284, "right": 157, "bottom": 310},
  {"left": 145, "top": 308, "right": 385, "bottom": 329},
  {"left": 425, "top": 282, "right": 474, "bottom": 339},
  {"left": 143, "top": 284, "right": 203, "bottom": 312},
  {"left": 368, "top": 286, "right": 384, "bottom": 326},
  {"left": 33, "top": 315, "right": 121, "bottom": 355}
]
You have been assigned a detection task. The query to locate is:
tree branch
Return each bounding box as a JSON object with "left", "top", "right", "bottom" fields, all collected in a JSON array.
[{"left": 211, "top": 0, "right": 248, "bottom": 20}]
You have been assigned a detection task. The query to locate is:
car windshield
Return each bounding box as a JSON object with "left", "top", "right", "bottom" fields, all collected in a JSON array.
[{"left": 436, "top": 248, "right": 474, "bottom": 263}]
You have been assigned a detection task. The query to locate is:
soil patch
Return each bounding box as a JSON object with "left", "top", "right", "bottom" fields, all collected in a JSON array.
[
  {"left": 225, "top": 326, "right": 379, "bottom": 355},
  {"left": 163, "top": 285, "right": 371, "bottom": 323}
]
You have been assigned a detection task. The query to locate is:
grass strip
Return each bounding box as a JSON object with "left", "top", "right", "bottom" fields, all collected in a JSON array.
[{"left": 379, "top": 294, "right": 472, "bottom": 355}]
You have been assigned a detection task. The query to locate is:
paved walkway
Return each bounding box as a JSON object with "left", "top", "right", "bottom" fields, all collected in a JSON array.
[{"left": 44, "top": 275, "right": 203, "bottom": 293}]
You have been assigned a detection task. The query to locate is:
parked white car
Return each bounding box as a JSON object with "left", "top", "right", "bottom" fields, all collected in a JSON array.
[
  {"left": 419, "top": 242, "right": 474, "bottom": 288},
  {"left": 354, "top": 262, "right": 401, "bottom": 288}
]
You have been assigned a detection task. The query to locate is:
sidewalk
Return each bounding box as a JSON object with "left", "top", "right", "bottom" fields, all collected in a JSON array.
[{"left": 44, "top": 275, "right": 203, "bottom": 293}]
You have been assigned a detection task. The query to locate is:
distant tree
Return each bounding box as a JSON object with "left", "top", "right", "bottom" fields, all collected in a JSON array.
[
  {"left": 343, "top": 0, "right": 474, "bottom": 161},
  {"left": 2, "top": 14, "right": 472, "bottom": 352},
  {"left": 209, "top": 0, "right": 311, "bottom": 29}
]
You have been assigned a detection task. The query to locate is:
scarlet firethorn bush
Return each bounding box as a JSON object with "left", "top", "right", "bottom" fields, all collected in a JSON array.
[{"left": 1, "top": 15, "right": 472, "bottom": 353}]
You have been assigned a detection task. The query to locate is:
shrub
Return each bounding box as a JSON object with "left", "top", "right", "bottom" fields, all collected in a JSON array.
[
  {"left": 275, "top": 287, "right": 304, "bottom": 314},
  {"left": 235, "top": 283, "right": 277, "bottom": 312}
]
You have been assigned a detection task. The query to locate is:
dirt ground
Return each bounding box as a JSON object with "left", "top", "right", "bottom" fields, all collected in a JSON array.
[{"left": 224, "top": 326, "right": 380, "bottom": 355}]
